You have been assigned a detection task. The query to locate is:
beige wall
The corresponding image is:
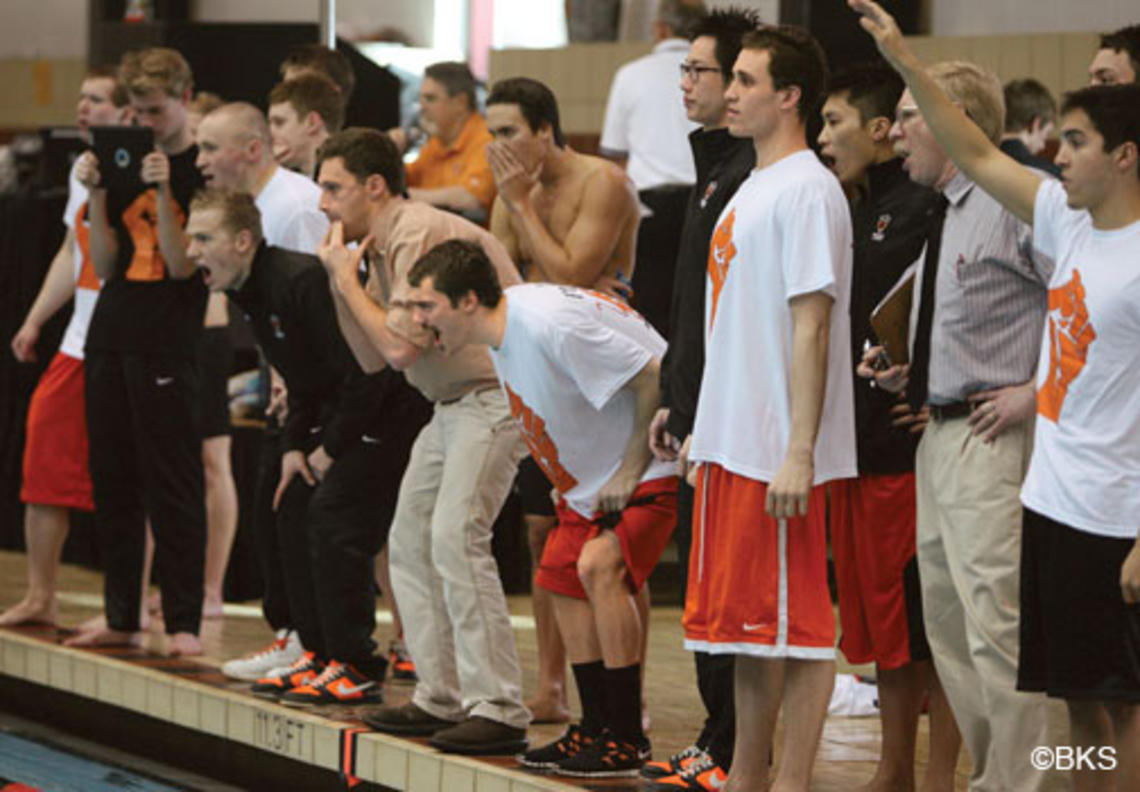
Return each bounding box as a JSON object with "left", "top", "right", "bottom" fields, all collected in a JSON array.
[
  {"left": 490, "top": 42, "right": 653, "bottom": 134},
  {"left": 930, "top": 0, "right": 1137, "bottom": 36},
  {"left": 490, "top": 31, "right": 1103, "bottom": 135},
  {"left": 0, "top": 58, "right": 87, "bottom": 130},
  {"left": 909, "top": 32, "right": 1100, "bottom": 99}
]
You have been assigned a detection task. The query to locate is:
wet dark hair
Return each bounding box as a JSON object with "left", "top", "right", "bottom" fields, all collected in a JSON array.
[{"left": 486, "top": 77, "right": 566, "bottom": 148}]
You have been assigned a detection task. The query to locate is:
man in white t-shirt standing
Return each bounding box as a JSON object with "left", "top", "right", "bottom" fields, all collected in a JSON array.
[
  {"left": 405, "top": 240, "right": 678, "bottom": 778},
  {"left": 680, "top": 26, "right": 857, "bottom": 792},
  {"left": 854, "top": 1, "right": 1140, "bottom": 786},
  {"left": 2, "top": 68, "right": 132, "bottom": 627}
]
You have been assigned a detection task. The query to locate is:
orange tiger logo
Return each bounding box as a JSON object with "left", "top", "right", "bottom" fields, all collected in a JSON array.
[{"left": 707, "top": 209, "right": 737, "bottom": 331}]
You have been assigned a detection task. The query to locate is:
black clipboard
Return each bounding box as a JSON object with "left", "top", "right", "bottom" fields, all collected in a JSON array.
[{"left": 91, "top": 125, "right": 154, "bottom": 198}]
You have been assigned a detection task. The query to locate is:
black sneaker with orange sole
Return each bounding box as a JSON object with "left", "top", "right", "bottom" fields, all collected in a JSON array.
[
  {"left": 280, "top": 661, "right": 382, "bottom": 707},
  {"left": 556, "top": 731, "right": 652, "bottom": 778},
  {"left": 518, "top": 724, "right": 598, "bottom": 770}
]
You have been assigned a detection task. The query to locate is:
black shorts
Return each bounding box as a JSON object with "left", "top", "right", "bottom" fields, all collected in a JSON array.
[
  {"left": 196, "top": 326, "right": 234, "bottom": 439},
  {"left": 516, "top": 455, "right": 555, "bottom": 517},
  {"left": 1018, "top": 508, "right": 1140, "bottom": 702}
]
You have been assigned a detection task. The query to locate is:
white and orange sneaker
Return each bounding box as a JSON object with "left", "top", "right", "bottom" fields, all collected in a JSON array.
[{"left": 221, "top": 629, "right": 302, "bottom": 681}]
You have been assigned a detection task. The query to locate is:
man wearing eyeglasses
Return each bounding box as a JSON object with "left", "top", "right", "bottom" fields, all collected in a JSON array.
[
  {"left": 599, "top": 0, "right": 707, "bottom": 337},
  {"left": 643, "top": 8, "right": 760, "bottom": 790}
]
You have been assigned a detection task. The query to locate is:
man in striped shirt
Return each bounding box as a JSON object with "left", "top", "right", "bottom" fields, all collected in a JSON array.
[{"left": 858, "top": 59, "right": 1067, "bottom": 792}]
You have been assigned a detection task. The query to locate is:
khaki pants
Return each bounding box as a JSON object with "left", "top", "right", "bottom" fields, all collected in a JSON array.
[
  {"left": 916, "top": 415, "right": 1066, "bottom": 791},
  {"left": 388, "top": 387, "right": 530, "bottom": 729}
]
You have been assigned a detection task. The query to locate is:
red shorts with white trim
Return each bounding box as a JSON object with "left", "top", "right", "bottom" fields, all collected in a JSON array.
[
  {"left": 830, "top": 473, "right": 930, "bottom": 670},
  {"left": 536, "top": 476, "right": 678, "bottom": 600},
  {"left": 683, "top": 464, "right": 834, "bottom": 659},
  {"left": 21, "top": 352, "right": 94, "bottom": 511}
]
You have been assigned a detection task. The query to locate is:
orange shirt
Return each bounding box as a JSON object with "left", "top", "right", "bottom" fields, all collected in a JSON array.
[{"left": 405, "top": 113, "right": 496, "bottom": 211}]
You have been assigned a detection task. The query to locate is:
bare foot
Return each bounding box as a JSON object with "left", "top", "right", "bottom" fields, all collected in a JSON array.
[
  {"left": 527, "top": 694, "right": 571, "bottom": 725},
  {"left": 63, "top": 626, "right": 143, "bottom": 648},
  {"left": 0, "top": 596, "right": 58, "bottom": 627},
  {"left": 167, "top": 632, "right": 202, "bottom": 657}
]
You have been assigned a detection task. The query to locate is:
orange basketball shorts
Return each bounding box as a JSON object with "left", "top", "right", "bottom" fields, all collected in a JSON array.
[
  {"left": 537, "top": 476, "right": 678, "bottom": 600},
  {"left": 683, "top": 463, "right": 834, "bottom": 658}
]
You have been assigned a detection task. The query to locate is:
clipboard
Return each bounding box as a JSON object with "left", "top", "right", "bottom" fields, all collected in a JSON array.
[
  {"left": 869, "top": 263, "right": 916, "bottom": 365},
  {"left": 91, "top": 125, "right": 154, "bottom": 199}
]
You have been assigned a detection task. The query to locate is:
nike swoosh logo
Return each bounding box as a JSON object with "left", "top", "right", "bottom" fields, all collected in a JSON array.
[
  {"left": 742, "top": 623, "right": 767, "bottom": 632},
  {"left": 361, "top": 434, "right": 381, "bottom": 444},
  {"left": 155, "top": 376, "right": 174, "bottom": 386},
  {"left": 331, "top": 680, "right": 375, "bottom": 696}
]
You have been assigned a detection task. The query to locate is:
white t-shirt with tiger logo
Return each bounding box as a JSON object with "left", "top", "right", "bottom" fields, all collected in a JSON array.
[
  {"left": 690, "top": 150, "right": 857, "bottom": 485},
  {"left": 490, "top": 283, "right": 676, "bottom": 518},
  {"left": 1020, "top": 179, "right": 1140, "bottom": 539}
]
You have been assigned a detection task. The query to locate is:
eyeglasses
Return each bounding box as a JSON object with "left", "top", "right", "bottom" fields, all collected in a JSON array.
[{"left": 679, "top": 63, "right": 723, "bottom": 82}]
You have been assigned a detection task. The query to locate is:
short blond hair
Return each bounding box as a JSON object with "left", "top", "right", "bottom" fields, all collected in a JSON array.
[
  {"left": 190, "top": 188, "right": 264, "bottom": 246},
  {"left": 190, "top": 91, "right": 224, "bottom": 117},
  {"left": 119, "top": 47, "right": 193, "bottom": 99},
  {"left": 928, "top": 60, "right": 1005, "bottom": 145}
]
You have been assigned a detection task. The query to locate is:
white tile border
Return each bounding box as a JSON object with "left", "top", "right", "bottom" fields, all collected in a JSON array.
[{"left": 0, "top": 631, "right": 581, "bottom": 792}]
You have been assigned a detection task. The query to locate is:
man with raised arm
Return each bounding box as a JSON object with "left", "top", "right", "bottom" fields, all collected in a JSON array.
[{"left": 853, "top": 2, "right": 1140, "bottom": 787}]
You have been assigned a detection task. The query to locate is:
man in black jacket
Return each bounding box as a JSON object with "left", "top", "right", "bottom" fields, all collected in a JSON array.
[
  {"left": 186, "top": 187, "right": 429, "bottom": 705},
  {"left": 644, "top": 9, "right": 758, "bottom": 790},
  {"left": 817, "top": 62, "right": 960, "bottom": 791}
]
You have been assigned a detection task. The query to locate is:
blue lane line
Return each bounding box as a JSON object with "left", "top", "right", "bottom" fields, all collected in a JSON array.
[{"left": 0, "top": 732, "right": 183, "bottom": 792}]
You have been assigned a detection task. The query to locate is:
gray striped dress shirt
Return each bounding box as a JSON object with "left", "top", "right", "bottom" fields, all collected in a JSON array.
[{"left": 911, "top": 170, "right": 1050, "bottom": 404}]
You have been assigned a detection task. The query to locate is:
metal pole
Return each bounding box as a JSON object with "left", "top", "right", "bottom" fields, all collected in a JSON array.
[{"left": 319, "top": 0, "right": 336, "bottom": 48}]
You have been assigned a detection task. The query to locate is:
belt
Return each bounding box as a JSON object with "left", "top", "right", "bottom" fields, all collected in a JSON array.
[
  {"left": 928, "top": 401, "right": 973, "bottom": 421},
  {"left": 438, "top": 384, "right": 499, "bottom": 407}
]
